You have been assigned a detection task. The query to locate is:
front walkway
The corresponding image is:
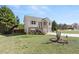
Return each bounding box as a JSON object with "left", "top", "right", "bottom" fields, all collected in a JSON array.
[{"left": 46, "top": 32, "right": 79, "bottom": 37}]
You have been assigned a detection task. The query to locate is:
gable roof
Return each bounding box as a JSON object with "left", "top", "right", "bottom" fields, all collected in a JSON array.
[{"left": 24, "top": 15, "right": 51, "bottom": 22}]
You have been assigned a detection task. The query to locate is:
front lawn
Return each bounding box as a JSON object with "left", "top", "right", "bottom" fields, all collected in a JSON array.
[{"left": 0, "top": 35, "right": 79, "bottom": 54}]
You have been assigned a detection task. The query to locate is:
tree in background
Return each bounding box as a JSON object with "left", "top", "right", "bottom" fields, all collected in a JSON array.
[
  {"left": 62, "top": 24, "right": 67, "bottom": 29},
  {"left": 58, "top": 24, "right": 63, "bottom": 29},
  {"left": 0, "top": 6, "right": 19, "bottom": 34},
  {"left": 51, "top": 20, "right": 58, "bottom": 31},
  {"left": 58, "top": 24, "right": 68, "bottom": 30},
  {"left": 16, "top": 16, "right": 20, "bottom": 25},
  {"left": 18, "top": 24, "right": 24, "bottom": 29}
]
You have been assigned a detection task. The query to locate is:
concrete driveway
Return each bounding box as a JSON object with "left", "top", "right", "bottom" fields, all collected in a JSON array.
[{"left": 46, "top": 32, "right": 79, "bottom": 37}]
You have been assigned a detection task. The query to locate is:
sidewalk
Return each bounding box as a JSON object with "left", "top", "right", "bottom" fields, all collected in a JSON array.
[{"left": 46, "top": 32, "right": 79, "bottom": 37}]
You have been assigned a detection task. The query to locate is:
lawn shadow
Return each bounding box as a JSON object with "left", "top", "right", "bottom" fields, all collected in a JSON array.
[
  {"left": 42, "top": 37, "right": 69, "bottom": 45},
  {"left": 2, "top": 33, "right": 26, "bottom": 37},
  {"left": 41, "top": 38, "right": 56, "bottom": 44}
]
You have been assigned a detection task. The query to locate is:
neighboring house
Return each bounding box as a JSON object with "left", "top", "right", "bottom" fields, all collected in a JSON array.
[
  {"left": 24, "top": 16, "right": 52, "bottom": 34},
  {"left": 67, "top": 25, "right": 74, "bottom": 30},
  {"left": 72, "top": 23, "right": 79, "bottom": 29}
]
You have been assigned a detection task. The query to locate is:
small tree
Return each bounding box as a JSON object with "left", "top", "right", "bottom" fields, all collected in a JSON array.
[
  {"left": 62, "top": 24, "right": 67, "bottom": 29},
  {"left": 16, "top": 16, "right": 20, "bottom": 25},
  {"left": 58, "top": 23, "right": 68, "bottom": 30},
  {"left": 18, "top": 24, "right": 24, "bottom": 29},
  {"left": 58, "top": 24, "right": 63, "bottom": 29},
  {"left": 51, "top": 20, "right": 58, "bottom": 31},
  {"left": 56, "top": 31, "right": 61, "bottom": 41}
]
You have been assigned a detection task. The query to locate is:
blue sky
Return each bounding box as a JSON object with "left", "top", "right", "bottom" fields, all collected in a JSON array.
[{"left": 6, "top": 5, "right": 79, "bottom": 24}]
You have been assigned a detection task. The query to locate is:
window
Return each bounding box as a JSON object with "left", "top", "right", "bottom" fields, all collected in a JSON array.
[
  {"left": 38, "top": 22, "right": 42, "bottom": 28},
  {"left": 31, "top": 21, "right": 36, "bottom": 24},
  {"left": 49, "top": 22, "right": 50, "bottom": 25},
  {"left": 44, "top": 22, "right": 47, "bottom": 25}
]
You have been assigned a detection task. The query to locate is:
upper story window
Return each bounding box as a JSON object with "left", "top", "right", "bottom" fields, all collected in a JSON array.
[
  {"left": 43, "top": 22, "right": 47, "bottom": 25},
  {"left": 49, "top": 22, "right": 50, "bottom": 25},
  {"left": 31, "top": 21, "right": 36, "bottom": 25}
]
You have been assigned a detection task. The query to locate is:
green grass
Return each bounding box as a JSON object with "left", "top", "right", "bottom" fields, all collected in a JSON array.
[
  {"left": 60, "top": 30, "right": 79, "bottom": 34},
  {"left": 53, "top": 30, "right": 79, "bottom": 34},
  {"left": 0, "top": 34, "right": 79, "bottom": 54}
]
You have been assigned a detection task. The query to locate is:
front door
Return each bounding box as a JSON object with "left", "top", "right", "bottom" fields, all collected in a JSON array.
[{"left": 38, "top": 22, "right": 42, "bottom": 29}]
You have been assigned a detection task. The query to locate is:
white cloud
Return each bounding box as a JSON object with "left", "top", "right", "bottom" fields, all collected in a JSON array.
[
  {"left": 30, "top": 5, "right": 39, "bottom": 10},
  {"left": 11, "top": 5, "right": 21, "bottom": 9},
  {"left": 30, "top": 5, "right": 50, "bottom": 11},
  {"left": 29, "top": 5, "right": 50, "bottom": 16},
  {"left": 41, "top": 6, "right": 49, "bottom": 9}
]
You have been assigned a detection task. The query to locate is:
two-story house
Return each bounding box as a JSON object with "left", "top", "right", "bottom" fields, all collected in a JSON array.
[{"left": 24, "top": 16, "right": 52, "bottom": 34}]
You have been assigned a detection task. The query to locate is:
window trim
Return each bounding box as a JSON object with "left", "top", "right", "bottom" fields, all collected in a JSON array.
[{"left": 31, "top": 21, "right": 36, "bottom": 25}]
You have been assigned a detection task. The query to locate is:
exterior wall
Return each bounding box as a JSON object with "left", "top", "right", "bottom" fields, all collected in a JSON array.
[
  {"left": 48, "top": 21, "right": 52, "bottom": 32},
  {"left": 42, "top": 19, "right": 52, "bottom": 33},
  {"left": 24, "top": 16, "right": 29, "bottom": 33},
  {"left": 24, "top": 16, "right": 52, "bottom": 34}
]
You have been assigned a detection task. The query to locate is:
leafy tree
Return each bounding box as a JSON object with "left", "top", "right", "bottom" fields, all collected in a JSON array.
[
  {"left": 62, "top": 24, "right": 67, "bottom": 29},
  {"left": 58, "top": 24, "right": 63, "bottom": 29},
  {"left": 16, "top": 16, "right": 20, "bottom": 25},
  {"left": 51, "top": 20, "right": 58, "bottom": 31},
  {"left": 58, "top": 23, "right": 68, "bottom": 30},
  {"left": 0, "top": 6, "right": 18, "bottom": 34},
  {"left": 18, "top": 24, "right": 24, "bottom": 29}
]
